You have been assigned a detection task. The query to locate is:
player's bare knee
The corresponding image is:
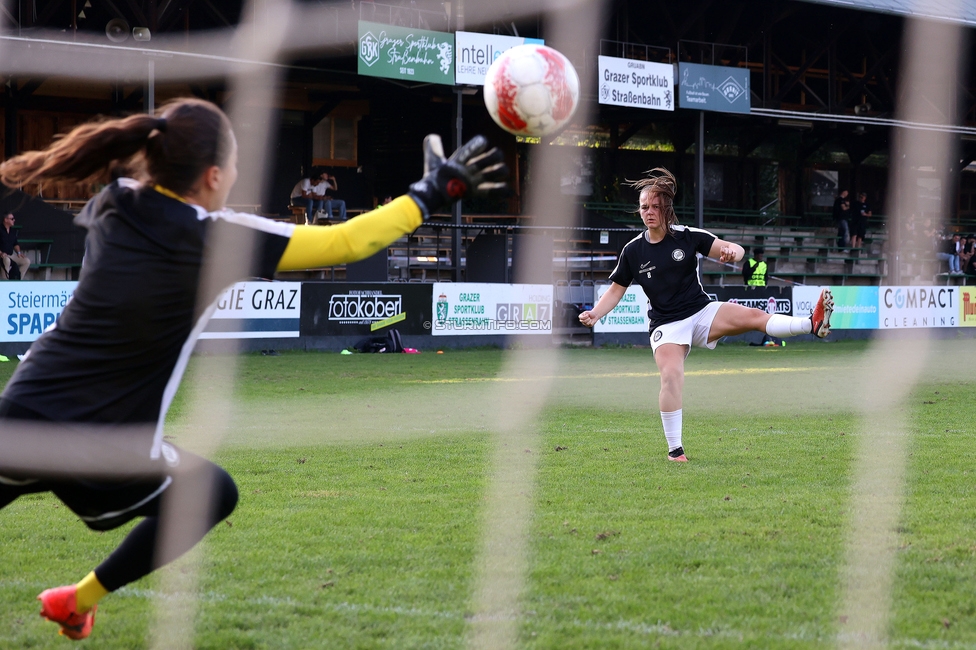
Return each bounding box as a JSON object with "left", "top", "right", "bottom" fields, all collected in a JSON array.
[{"left": 659, "top": 366, "right": 684, "bottom": 393}]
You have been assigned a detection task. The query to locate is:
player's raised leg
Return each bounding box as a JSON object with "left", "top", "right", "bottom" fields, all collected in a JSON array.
[
  {"left": 653, "top": 343, "right": 688, "bottom": 462},
  {"left": 707, "top": 289, "right": 833, "bottom": 342}
]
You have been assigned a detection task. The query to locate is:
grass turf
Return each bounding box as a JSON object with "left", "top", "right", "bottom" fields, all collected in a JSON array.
[{"left": 0, "top": 339, "right": 973, "bottom": 648}]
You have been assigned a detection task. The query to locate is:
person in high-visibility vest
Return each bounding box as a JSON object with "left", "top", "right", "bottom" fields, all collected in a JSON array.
[
  {"left": 742, "top": 247, "right": 780, "bottom": 346},
  {"left": 742, "top": 247, "right": 767, "bottom": 287}
]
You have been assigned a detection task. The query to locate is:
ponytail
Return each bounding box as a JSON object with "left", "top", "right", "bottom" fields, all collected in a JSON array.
[
  {"left": 0, "top": 114, "right": 162, "bottom": 187},
  {"left": 0, "top": 98, "right": 233, "bottom": 197}
]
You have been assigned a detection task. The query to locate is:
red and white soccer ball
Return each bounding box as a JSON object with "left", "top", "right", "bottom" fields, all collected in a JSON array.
[{"left": 483, "top": 44, "right": 580, "bottom": 137}]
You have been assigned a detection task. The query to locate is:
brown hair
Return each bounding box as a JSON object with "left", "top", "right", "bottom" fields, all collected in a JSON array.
[
  {"left": 0, "top": 98, "right": 234, "bottom": 196},
  {"left": 627, "top": 167, "right": 678, "bottom": 232}
]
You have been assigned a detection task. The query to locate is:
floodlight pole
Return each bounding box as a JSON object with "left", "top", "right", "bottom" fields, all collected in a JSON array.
[
  {"left": 696, "top": 110, "right": 704, "bottom": 229},
  {"left": 452, "top": 86, "right": 463, "bottom": 282}
]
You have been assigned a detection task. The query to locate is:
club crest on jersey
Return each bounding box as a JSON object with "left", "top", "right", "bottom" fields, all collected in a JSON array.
[{"left": 672, "top": 249, "right": 685, "bottom": 261}]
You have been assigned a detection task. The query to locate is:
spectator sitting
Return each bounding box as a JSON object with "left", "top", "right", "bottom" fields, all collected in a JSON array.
[
  {"left": 921, "top": 217, "right": 939, "bottom": 239},
  {"left": 289, "top": 173, "right": 325, "bottom": 225},
  {"left": 936, "top": 231, "right": 962, "bottom": 275},
  {"left": 0, "top": 213, "right": 30, "bottom": 280},
  {"left": 961, "top": 234, "right": 975, "bottom": 273},
  {"left": 965, "top": 236, "right": 976, "bottom": 276},
  {"left": 318, "top": 169, "right": 346, "bottom": 222}
]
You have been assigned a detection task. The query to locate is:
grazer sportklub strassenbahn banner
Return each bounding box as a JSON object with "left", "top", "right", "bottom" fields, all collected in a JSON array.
[
  {"left": 358, "top": 21, "right": 455, "bottom": 85},
  {"left": 301, "top": 283, "right": 433, "bottom": 336},
  {"left": 592, "top": 284, "right": 650, "bottom": 333},
  {"left": 432, "top": 283, "right": 552, "bottom": 336},
  {"left": 597, "top": 55, "right": 674, "bottom": 111}
]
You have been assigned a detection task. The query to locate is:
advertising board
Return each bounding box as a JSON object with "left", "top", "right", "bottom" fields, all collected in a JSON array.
[
  {"left": 358, "top": 21, "right": 455, "bottom": 85},
  {"left": 597, "top": 55, "right": 674, "bottom": 111},
  {"left": 592, "top": 284, "right": 649, "bottom": 333},
  {"left": 678, "top": 62, "right": 751, "bottom": 114},
  {"left": 793, "top": 286, "right": 879, "bottom": 329},
  {"left": 454, "top": 32, "right": 544, "bottom": 85},
  {"left": 705, "top": 286, "right": 793, "bottom": 316},
  {"left": 961, "top": 287, "right": 976, "bottom": 327},
  {"left": 301, "top": 283, "right": 432, "bottom": 336},
  {"left": 432, "top": 283, "right": 552, "bottom": 336},
  {"left": 879, "top": 285, "right": 958, "bottom": 328},
  {"left": 1, "top": 281, "right": 76, "bottom": 342},
  {"left": 200, "top": 282, "right": 302, "bottom": 339}
]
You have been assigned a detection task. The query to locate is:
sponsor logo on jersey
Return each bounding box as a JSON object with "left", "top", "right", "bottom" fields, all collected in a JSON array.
[{"left": 672, "top": 249, "right": 685, "bottom": 261}]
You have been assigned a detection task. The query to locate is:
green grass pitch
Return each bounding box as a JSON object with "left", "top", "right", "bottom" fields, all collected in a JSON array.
[{"left": 0, "top": 339, "right": 974, "bottom": 648}]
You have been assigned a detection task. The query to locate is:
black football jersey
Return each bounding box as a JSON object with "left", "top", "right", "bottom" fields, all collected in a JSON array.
[
  {"left": 608, "top": 225, "right": 717, "bottom": 330},
  {"left": 1, "top": 180, "right": 292, "bottom": 455}
]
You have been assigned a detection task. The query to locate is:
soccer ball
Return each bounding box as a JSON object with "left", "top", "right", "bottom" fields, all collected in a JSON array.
[{"left": 483, "top": 44, "right": 580, "bottom": 137}]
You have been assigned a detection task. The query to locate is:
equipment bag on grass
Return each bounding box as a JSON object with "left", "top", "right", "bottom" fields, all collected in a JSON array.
[{"left": 352, "top": 329, "right": 404, "bottom": 353}]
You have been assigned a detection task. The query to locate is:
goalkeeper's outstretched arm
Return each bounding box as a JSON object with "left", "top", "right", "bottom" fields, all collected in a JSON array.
[
  {"left": 275, "top": 133, "right": 507, "bottom": 272},
  {"left": 276, "top": 196, "right": 422, "bottom": 271}
]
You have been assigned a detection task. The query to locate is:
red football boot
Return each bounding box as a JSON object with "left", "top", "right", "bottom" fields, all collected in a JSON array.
[
  {"left": 38, "top": 585, "right": 96, "bottom": 640},
  {"left": 667, "top": 447, "right": 688, "bottom": 462},
  {"left": 811, "top": 288, "right": 834, "bottom": 339}
]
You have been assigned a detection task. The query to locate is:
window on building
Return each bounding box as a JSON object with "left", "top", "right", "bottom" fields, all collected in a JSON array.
[{"left": 313, "top": 116, "right": 358, "bottom": 166}]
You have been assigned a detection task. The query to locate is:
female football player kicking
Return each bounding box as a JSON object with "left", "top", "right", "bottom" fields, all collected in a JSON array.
[
  {"left": 0, "top": 98, "right": 506, "bottom": 639},
  {"left": 579, "top": 168, "right": 832, "bottom": 463}
]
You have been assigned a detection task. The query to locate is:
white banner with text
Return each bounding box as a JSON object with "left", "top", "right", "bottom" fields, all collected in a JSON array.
[
  {"left": 200, "top": 282, "right": 302, "bottom": 339},
  {"left": 597, "top": 55, "right": 674, "bottom": 111},
  {"left": 592, "top": 284, "right": 650, "bottom": 332},
  {"left": 431, "top": 283, "right": 552, "bottom": 336}
]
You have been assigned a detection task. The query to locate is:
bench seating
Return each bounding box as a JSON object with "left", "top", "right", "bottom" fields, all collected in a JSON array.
[
  {"left": 19, "top": 238, "right": 54, "bottom": 264},
  {"left": 27, "top": 262, "right": 83, "bottom": 281}
]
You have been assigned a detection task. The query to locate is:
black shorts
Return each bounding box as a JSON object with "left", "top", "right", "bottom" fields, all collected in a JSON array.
[
  {"left": 851, "top": 218, "right": 867, "bottom": 239},
  {"left": 0, "top": 399, "right": 175, "bottom": 531}
]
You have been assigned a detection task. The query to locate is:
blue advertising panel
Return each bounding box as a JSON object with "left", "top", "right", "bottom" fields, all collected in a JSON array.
[
  {"left": 793, "top": 286, "right": 879, "bottom": 329},
  {"left": 678, "top": 62, "right": 751, "bottom": 114}
]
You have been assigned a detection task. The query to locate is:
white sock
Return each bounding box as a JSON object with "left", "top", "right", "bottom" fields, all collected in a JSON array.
[
  {"left": 660, "top": 409, "right": 683, "bottom": 451},
  {"left": 765, "top": 314, "right": 812, "bottom": 337}
]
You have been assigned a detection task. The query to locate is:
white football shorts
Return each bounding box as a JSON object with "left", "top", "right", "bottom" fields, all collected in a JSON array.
[{"left": 649, "top": 300, "right": 724, "bottom": 356}]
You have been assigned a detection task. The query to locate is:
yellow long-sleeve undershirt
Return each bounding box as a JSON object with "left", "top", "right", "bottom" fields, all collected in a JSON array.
[{"left": 276, "top": 195, "right": 423, "bottom": 272}]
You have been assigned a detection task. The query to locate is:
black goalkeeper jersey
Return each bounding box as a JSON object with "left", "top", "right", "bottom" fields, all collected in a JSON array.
[
  {"left": 608, "top": 225, "right": 717, "bottom": 331},
  {"left": 1, "top": 180, "right": 292, "bottom": 453}
]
